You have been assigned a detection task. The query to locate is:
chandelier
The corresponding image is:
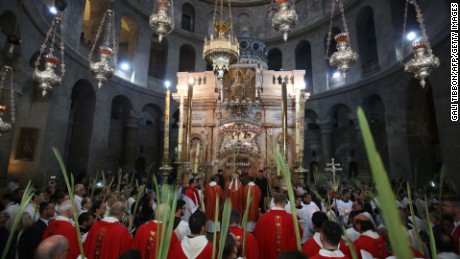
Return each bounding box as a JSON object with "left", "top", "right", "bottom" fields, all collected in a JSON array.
[
  {"left": 401, "top": 0, "right": 440, "bottom": 88},
  {"left": 271, "top": 0, "right": 298, "bottom": 41},
  {"left": 0, "top": 66, "right": 15, "bottom": 136},
  {"left": 149, "top": 0, "right": 175, "bottom": 42},
  {"left": 326, "top": 0, "right": 358, "bottom": 78},
  {"left": 203, "top": 0, "right": 239, "bottom": 81},
  {"left": 32, "top": 15, "right": 66, "bottom": 96},
  {"left": 89, "top": 9, "right": 118, "bottom": 89}
]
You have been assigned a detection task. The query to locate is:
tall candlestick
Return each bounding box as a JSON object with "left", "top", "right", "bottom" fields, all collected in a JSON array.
[
  {"left": 177, "top": 85, "right": 185, "bottom": 161},
  {"left": 295, "top": 83, "right": 300, "bottom": 162},
  {"left": 281, "top": 80, "right": 288, "bottom": 160},
  {"left": 185, "top": 77, "right": 194, "bottom": 163},
  {"left": 164, "top": 88, "right": 170, "bottom": 162}
]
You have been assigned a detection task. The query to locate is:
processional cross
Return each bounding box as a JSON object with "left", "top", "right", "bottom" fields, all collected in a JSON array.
[{"left": 325, "top": 158, "right": 342, "bottom": 177}]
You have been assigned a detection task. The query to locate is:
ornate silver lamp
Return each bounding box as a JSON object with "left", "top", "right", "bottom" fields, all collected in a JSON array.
[
  {"left": 149, "top": 0, "right": 175, "bottom": 42},
  {"left": 0, "top": 66, "right": 15, "bottom": 136},
  {"left": 89, "top": 9, "right": 118, "bottom": 89},
  {"left": 401, "top": 0, "right": 440, "bottom": 88},
  {"left": 271, "top": 0, "right": 298, "bottom": 41},
  {"left": 326, "top": 0, "right": 358, "bottom": 78},
  {"left": 203, "top": 0, "right": 239, "bottom": 81},
  {"left": 32, "top": 17, "right": 66, "bottom": 96}
]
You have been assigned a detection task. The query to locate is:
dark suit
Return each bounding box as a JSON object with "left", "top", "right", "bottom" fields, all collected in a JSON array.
[{"left": 20, "top": 219, "right": 48, "bottom": 259}]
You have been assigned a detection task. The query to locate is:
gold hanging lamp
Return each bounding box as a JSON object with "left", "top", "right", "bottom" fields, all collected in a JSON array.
[{"left": 203, "top": 0, "right": 239, "bottom": 81}]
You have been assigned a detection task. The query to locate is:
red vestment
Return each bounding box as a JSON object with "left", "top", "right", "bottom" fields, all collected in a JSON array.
[
  {"left": 229, "top": 226, "right": 259, "bottom": 259},
  {"left": 167, "top": 235, "right": 214, "bottom": 259},
  {"left": 253, "top": 208, "right": 302, "bottom": 259},
  {"left": 184, "top": 188, "right": 199, "bottom": 206},
  {"left": 132, "top": 221, "right": 180, "bottom": 259},
  {"left": 353, "top": 231, "right": 388, "bottom": 259},
  {"left": 242, "top": 183, "right": 262, "bottom": 222},
  {"left": 203, "top": 182, "right": 224, "bottom": 221},
  {"left": 452, "top": 225, "right": 460, "bottom": 254},
  {"left": 310, "top": 248, "right": 350, "bottom": 259},
  {"left": 302, "top": 232, "right": 351, "bottom": 258},
  {"left": 227, "top": 178, "right": 243, "bottom": 214},
  {"left": 42, "top": 218, "right": 80, "bottom": 259},
  {"left": 83, "top": 217, "right": 132, "bottom": 259}
]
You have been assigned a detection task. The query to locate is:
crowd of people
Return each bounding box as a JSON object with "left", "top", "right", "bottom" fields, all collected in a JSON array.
[{"left": 0, "top": 169, "right": 459, "bottom": 259}]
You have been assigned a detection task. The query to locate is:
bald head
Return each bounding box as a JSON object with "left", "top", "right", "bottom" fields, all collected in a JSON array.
[
  {"left": 156, "top": 203, "right": 172, "bottom": 220},
  {"left": 35, "top": 235, "right": 69, "bottom": 259},
  {"left": 110, "top": 201, "right": 126, "bottom": 218}
]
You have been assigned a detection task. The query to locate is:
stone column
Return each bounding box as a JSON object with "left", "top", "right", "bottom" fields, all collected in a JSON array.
[
  {"left": 317, "top": 119, "right": 333, "bottom": 164},
  {"left": 123, "top": 111, "right": 141, "bottom": 170},
  {"left": 349, "top": 114, "right": 366, "bottom": 177}
]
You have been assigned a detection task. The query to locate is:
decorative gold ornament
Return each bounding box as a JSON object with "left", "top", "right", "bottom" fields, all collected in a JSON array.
[
  {"left": 203, "top": 0, "right": 239, "bottom": 80},
  {"left": 329, "top": 33, "right": 358, "bottom": 78},
  {"left": 404, "top": 42, "right": 440, "bottom": 87},
  {"left": 271, "top": 0, "right": 298, "bottom": 41},
  {"left": 326, "top": 0, "right": 358, "bottom": 78},
  {"left": 89, "top": 9, "right": 118, "bottom": 89},
  {"left": 401, "top": 0, "right": 440, "bottom": 87},
  {"left": 32, "top": 17, "right": 66, "bottom": 96},
  {"left": 149, "top": 0, "right": 175, "bottom": 42}
]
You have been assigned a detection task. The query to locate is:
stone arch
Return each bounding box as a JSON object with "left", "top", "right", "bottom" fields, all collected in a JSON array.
[
  {"left": 362, "top": 94, "right": 389, "bottom": 171},
  {"left": 119, "top": 15, "right": 139, "bottom": 67},
  {"left": 328, "top": 103, "right": 352, "bottom": 128},
  {"left": 328, "top": 103, "right": 353, "bottom": 177},
  {"left": 236, "top": 12, "right": 251, "bottom": 36},
  {"left": 0, "top": 10, "right": 21, "bottom": 60},
  {"left": 107, "top": 95, "right": 134, "bottom": 171},
  {"left": 139, "top": 103, "right": 163, "bottom": 170},
  {"left": 267, "top": 48, "right": 282, "bottom": 71},
  {"left": 295, "top": 40, "right": 313, "bottom": 91},
  {"left": 181, "top": 2, "right": 195, "bottom": 32},
  {"left": 148, "top": 36, "right": 168, "bottom": 80},
  {"left": 356, "top": 6, "right": 380, "bottom": 77},
  {"left": 179, "top": 44, "right": 196, "bottom": 72},
  {"left": 65, "top": 79, "right": 96, "bottom": 177}
]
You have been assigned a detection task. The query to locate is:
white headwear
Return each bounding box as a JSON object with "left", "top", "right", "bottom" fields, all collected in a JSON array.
[{"left": 228, "top": 173, "right": 240, "bottom": 191}]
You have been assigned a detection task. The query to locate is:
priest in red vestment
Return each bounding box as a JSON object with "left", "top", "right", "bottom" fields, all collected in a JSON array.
[
  {"left": 203, "top": 175, "right": 224, "bottom": 232},
  {"left": 83, "top": 201, "right": 132, "bottom": 259},
  {"left": 183, "top": 178, "right": 200, "bottom": 222},
  {"left": 132, "top": 204, "right": 180, "bottom": 259},
  {"left": 242, "top": 177, "right": 262, "bottom": 232},
  {"left": 302, "top": 211, "right": 351, "bottom": 258},
  {"left": 353, "top": 214, "right": 388, "bottom": 259},
  {"left": 254, "top": 193, "right": 302, "bottom": 259},
  {"left": 310, "top": 221, "right": 350, "bottom": 259},
  {"left": 168, "top": 211, "right": 214, "bottom": 259},
  {"left": 227, "top": 173, "right": 243, "bottom": 214},
  {"left": 442, "top": 196, "right": 460, "bottom": 254},
  {"left": 229, "top": 210, "right": 259, "bottom": 259},
  {"left": 42, "top": 200, "right": 81, "bottom": 259}
]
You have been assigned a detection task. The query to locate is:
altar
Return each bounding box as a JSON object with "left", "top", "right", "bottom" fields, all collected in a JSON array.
[{"left": 171, "top": 38, "right": 310, "bottom": 186}]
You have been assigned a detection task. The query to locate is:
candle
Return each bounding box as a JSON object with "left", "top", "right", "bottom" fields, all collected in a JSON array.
[
  {"left": 177, "top": 85, "right": 185, "bottom": 161},
  {"left": 193, "top": 142, "right": 200, "bottom": 174}
]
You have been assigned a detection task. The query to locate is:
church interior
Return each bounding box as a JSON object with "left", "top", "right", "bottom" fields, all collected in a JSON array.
[{"left": 0, "top": 0, "right": 457, "bottom": 188}]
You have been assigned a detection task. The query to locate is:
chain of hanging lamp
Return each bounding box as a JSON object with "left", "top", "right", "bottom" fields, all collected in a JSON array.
[
  {"left": 203, "top": 0, "right": 240, "bottom": 81},
  {"left": 88, "top": 8, "right": 118, "bottom": 89}
]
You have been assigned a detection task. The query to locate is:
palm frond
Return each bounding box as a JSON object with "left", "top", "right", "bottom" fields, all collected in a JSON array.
[{"left": 357, "top": 108, "right": 412, "bottom": 259}]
